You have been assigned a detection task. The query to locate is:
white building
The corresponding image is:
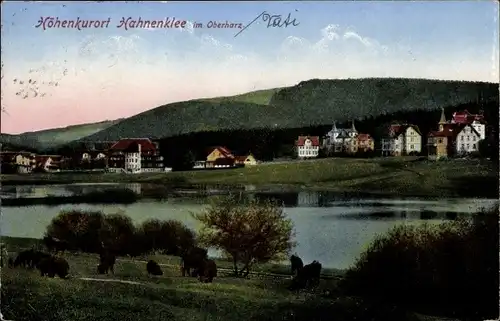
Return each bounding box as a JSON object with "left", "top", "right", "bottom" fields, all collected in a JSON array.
[
  {"left": 124, "top": 143, "right": 142, "bottom": 173},
  {"left": 455, "top": 124, "right": 482, "bottom": 155},
  {"left": 296, "top": 136, "right": 320, "bottom": 159},
  {"left": 324, "top": 121, "right": 358, "bottom": 153},
  {"left": 381, "top": 124, "right": 422, "bottom": 156},
  {"left": 108, "top": 138, "right": 165, "bottom": 174}
]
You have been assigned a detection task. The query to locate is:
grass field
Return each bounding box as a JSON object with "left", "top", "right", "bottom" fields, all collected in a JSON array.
[
  {"left": 1, "top": 237, "right": 457, "bottom": 321},
  {"left": 1, "top": 157, "right": 497, "bottom": 198}
]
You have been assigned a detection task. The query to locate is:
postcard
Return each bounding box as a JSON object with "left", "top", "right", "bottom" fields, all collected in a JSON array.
[{"left": 1, "top": 2, "right": 499, "bottom": 321}]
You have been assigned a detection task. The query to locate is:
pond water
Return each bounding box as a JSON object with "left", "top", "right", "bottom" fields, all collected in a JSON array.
[{"left": 1, "top": 183, "right": 497, "bottom": 269}]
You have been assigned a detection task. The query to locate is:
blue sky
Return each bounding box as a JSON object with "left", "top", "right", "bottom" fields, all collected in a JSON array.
[{"left": 1, "top": 1, "right": 498, "bottom": 133}]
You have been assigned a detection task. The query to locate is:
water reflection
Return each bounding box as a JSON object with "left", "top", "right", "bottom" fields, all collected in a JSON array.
[{"left": 1, "top": 184, "right": 498, "bottom": 269}]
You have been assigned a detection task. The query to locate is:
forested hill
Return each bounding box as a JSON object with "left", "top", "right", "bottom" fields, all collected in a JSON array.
[{"left": 78, "top": 78, "right": 499, "bottom": 142}]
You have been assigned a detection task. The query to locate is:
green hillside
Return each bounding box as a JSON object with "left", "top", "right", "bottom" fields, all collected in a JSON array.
[
  {"left": 0, "top": 119, "right": 122, "bottom": 151},
  {"left": 200, "top": 88, "right": 282, "bottom": 105},
  {"left": 80, "top": 78, "right": 499, "bottom": 142}
]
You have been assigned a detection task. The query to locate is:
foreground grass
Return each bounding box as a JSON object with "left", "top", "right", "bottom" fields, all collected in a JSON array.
[
  {"left": 2, "top": 237, "right": 456, "bottom": 321},
  {"left": 1, "top": 157, "right": 497, "bottom": 198}
]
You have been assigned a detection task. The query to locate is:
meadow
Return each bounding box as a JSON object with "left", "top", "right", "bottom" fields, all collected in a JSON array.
[
  {"left": 1, "top": 236, "right": 465, "bottom": 321},
  {"left": 1, "top": 157, "right": 497, "bottom": 198}
]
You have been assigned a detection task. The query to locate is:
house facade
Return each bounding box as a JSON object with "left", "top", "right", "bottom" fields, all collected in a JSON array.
[
  {"left": 427, "top": 108, "right": 485, "bottom": 159},
  {"left": 455, "top": 124, "right": 481, "bottom": 155},
  {"left": 381, "top": 124, "right": 422, "bottom": 156},
  {"left": 205, "top": 146, "right": 235, "bottom": 168},
  {"left": 0, "top": 152, "right": 36, "bottom": 173},
  {"left": 323, "top": 121, "right": 358, "bottom": 153},
  {"left": 107, "top": 138, "right": 164, "bottom": 173},
  {"left": 296, "top": 136, "right": 320, "bottom": 159},
  {"left": 234, "top": 154, "right": 257, "bottom": 166},
  {"left": 34, "top": 155, "right": 62, "bottom": 172},
  {"left": 356, "top": 134, "right": 375, "bottom": 152}
]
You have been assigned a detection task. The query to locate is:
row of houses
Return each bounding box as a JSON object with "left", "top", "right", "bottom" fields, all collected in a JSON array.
[
  {"left": 1, "top": 138, "right": 259, "bottom": 174},
  {"left": 295, "top": 109, "right": 487, "bottom": 159},
  {"left": 0, "top": 138, "right": 166, "bottom": 174}
]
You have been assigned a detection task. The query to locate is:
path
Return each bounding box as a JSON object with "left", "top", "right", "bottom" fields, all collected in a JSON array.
[{"left": 78, "top": 277, "right": 144, "bottom": 285}]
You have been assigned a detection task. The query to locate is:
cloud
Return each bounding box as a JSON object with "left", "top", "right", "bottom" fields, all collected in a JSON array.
[{"left": 2, "top": 22, "right": 497, "bottom": 133}]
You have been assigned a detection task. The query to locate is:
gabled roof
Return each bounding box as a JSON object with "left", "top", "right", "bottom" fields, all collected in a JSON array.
[
  {"left": 455, "top": 123, "right": 481, "bottom": 137},
  {"left": 296, "top": 136, "right": 320, "bottom": 146},
  {"left": 208, "top": 146, "right": 234, "bottom": 158},
  {"left": 109, "top": 138, "right": 156, "bottom": 152},
  {"left": 387, "top": 124, "right": 422, "bottom": 138},
  {"left": 452, "top": 109, "right": 485, "bottom": 124},
  {"left": 336, "top": 131, "right": 350, "bottom": 139}
]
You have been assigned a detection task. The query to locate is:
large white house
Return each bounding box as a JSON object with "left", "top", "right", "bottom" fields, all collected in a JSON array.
[
  {"left": 296, "top": 136, "right": 320, "bottom": 159},
  {"left": 381, "top": 124, "right": 422, "bottom": 156},
  {"left": 451, "top": 110, "right": 486, "bottom": 140},
  {"left": 323, "top": 121, "right": 358, "bottom": 153},
  {"left": 455, "top": 124, "right": 482, "bottom": 154}
]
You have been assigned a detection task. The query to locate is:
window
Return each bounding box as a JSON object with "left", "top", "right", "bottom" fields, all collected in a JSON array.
[
  {"left": 410, "top": 144, "right": 414, "bottom": 149},
  {"left": 473, "top": 144, "right": 476, "bottom": 150},
  {"left": 461, "top": 136, "right": 464, "bottom": 141},
  {"left": 466, "top": 144, "right": 470, "bottom": 149},
  {"left": 438, "top": 139, "right": 443, "bottom": 144},
  {"left": 461, "top": 144, "right": 465, "bottom": 149},
  {"left": 466, "top": 136, "right": 469, "bottom": 141}
]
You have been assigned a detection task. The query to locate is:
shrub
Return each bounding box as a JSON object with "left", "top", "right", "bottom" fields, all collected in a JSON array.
[
  {"left": 45, "top": 210, "right": 105, "bottom": 253},
  {"left": 136, "top": 219, "right": 196, "bottom": 255},
  {"left": 341, "top": 209, "right": 499, "bottom": 320},
  {"left": 44, "top": 210, "right": 196, "bottom": 257},
  {"left": 193, "top": 194, "right": 296, "bottom": 277},
  {"left": 99, "top": 211, "right": 136, "bottom": 255}
]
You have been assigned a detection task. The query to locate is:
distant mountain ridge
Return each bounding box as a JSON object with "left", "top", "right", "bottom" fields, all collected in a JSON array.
[
  {"left": 0, "top": 119, "right": 123, "bottom": 151},
  {"left": 79, "top": 78, "right": 499, "bottom": 142},
  {"left": 2, "top": 77, "right": 498, "bottom": 151}
]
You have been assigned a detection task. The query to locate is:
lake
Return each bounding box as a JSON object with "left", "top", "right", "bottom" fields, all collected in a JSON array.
[{"left": 1, "top": 183, "right": 498, "bottom": 269}]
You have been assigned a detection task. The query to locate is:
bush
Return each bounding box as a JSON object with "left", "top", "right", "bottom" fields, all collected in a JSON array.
[
  {"left": 45, "top": 210, "right": 104, "bottom": 253},
  {"left": 44, "top": 210, "right": 196, "bottom": 257},
  {"left": 341, "top": 209, "right": 499, "bottom": 320},
  {"left": 135, "top": 219, "right": 196, "bottom": 255},
  {"left": 99, "top": 211, "right": 136, "bottom": 255}
]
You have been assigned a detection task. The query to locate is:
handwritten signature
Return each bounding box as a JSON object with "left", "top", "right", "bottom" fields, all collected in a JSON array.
[{"left": 234, "top": 10, "right": 299, "bottom": 37}]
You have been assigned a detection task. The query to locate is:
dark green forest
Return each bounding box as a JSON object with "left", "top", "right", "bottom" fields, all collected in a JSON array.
[
  {"left": 155, "top": 100, "right": 499, "bottom": 170},
  {"left": 79, "top": 78, "right": 499, "bottom": 142}
]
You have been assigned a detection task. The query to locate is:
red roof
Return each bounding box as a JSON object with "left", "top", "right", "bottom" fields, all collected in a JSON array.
[
  {"left": 452, "top": 110, "right": 485, "bottom": 124},
  {"left": 428, "top": 129, "right": 455, "bottom": 138},
  {"left": 109, "top": 138, "right": 156, "bottom": 152},
  {"left": 296, "top": 136, "right": 320, "bottom": 146},
  {"left": 209, "top": 146, "right": 234, "bottom": 158},
  {"left": 357, "top": 133, "right": 373, "bottom": 141}
]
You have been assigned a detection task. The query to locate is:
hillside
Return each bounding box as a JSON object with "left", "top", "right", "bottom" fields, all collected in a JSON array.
[
  {"left": 200, "top": 88, "right": 282, "bottom": 105},
  {"left": 79, "top": 78, "right": 499, "bottom": 142},
  {"left": 0, "top": 119, "right": 122, "bottom": 151}
]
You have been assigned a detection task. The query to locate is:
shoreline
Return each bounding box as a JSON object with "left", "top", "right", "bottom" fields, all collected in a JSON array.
[
  {"left": 1, "top": 158, "right": 497, "bottom": 199},
  {"left": 1, "top": 185, "right": 497, "bottom": 207}
]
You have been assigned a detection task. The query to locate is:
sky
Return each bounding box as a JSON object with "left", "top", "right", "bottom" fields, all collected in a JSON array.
[{"left": 1, "top": 1, "right": 499, "bottom": 134}]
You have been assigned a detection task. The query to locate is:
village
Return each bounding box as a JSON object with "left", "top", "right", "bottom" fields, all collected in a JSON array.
[{"left": 0, "top": 108, "right": 488, "bottom": 175}]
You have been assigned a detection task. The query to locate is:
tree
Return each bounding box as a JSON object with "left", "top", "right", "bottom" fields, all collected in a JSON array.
[{"left": 193, "top": 194, "right": 296, "bottom": 277}]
